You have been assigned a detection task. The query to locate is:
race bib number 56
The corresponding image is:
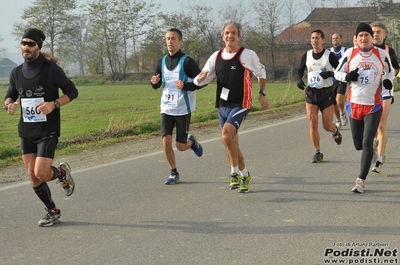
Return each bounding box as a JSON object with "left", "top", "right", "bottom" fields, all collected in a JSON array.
[{"left": 21, "top": 98, "right": 47, "bottom": 122}]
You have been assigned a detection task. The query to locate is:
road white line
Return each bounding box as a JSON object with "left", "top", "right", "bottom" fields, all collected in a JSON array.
[{"left": 1, "top": 115, "right": 308, "bottom": 191}]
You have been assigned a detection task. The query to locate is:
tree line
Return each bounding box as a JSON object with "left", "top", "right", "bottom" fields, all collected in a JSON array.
[{"left": 8, "top": 0, "right": 396, "bottom": 80}]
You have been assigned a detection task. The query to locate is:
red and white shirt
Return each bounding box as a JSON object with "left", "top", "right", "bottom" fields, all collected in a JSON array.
[{"left": 334, "top": 46, "right": 394, "bottom": 106}]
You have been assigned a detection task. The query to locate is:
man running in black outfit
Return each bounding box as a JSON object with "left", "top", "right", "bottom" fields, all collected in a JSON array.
[{"left": 4, "top": 28, "right": 78, "bottom": 226}]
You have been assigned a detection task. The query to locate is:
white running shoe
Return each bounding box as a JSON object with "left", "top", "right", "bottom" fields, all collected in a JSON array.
[
  {"left": 371, "top": 161, "right": 382, "bottom": 174},
  {"left": 38, "top": 208, "right": 61, "bottom": 227},
  {"left": 58, "top": 162, "right": 75, "bottom": 196},
  {"left": 351, "top": 178, "right": 365, "bottom": 193}
]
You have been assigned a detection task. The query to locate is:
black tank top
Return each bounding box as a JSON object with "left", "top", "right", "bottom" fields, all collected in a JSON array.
[
  {"left": 215, "top": 47, "right": 246, "bottom": 108},
  {"left": 16, "top": 60, "right": 60, "bottom": 138}
]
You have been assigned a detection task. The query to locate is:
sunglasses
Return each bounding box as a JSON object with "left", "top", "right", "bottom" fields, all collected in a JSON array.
[{"left": 20, "top": 41, "right": 37, "bottom": 47}]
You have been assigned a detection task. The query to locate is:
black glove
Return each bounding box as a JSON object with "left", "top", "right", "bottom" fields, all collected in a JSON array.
[
  {"left": 319, "top": 71, "right": 334, "bottom": 79},
  {"left": 297, "top": 79, "right": 306, "bottom": 90},
  {"left": 345, "top": 68, "right": 359, "bottom": 82},
  {"left": 383, "top": 79, "right": 392, "bottom": 90}
]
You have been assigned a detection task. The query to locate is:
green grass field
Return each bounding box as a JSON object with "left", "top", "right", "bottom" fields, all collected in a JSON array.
[{"left": 0, "top": 80, "right": 315, "bottom": 167}]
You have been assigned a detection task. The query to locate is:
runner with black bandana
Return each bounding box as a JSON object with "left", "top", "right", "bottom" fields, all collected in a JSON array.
[{"left": 4, "top": 28, "right": 79, "bottom": 226}]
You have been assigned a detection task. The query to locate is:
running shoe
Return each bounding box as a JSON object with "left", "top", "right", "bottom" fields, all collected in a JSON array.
[
  {"left": 333, "top": 129, "right": 342, "bottom": 145},
  {"left": 188, "top": 134, "right": 203, "bottom": 157},
  {"left": 351, "top": 178, "right": 365, "bottom": 193},
  {"left": 340, "top": 112, "right": 348, "bottom": 126},
  {"left": 371, "top": 161, "right": 382, "bottom": 174},
  {"left": 165, "top": 172, "right": 180, "bottom": 185},
  {"left": 335, "top": 120, "right": 341, "bottom": 130},
  {"left": 239, "top": 172, "right": 252, "bottom": 193},
  {"left": 38, "top": 208, "right": 61, "bottom": 227},
  {"left": 311, "top": 152, "right": 323, "bottom": 163},
  {"left": 372, "top": 138, "right": 379, "bottom": 163},
  {"left": 230, "top": 172, "right": 241, "bottom": 190},
  {"left": 58, "top": 162, "right": 75, "bottom": 196}
]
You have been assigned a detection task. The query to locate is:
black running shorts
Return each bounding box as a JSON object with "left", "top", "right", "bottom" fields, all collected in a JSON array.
[
  {"left": 21, "top": 135, "right": 58, "bottom": 158},
  {"left": 332, "top": 82, "right": 347, "bottom": 96},
  {"left": 160, "top": 113, "right": 191, "bottom": 143},
  {"left": 305, "top": 86, "right": 335, "bottom": 111}
]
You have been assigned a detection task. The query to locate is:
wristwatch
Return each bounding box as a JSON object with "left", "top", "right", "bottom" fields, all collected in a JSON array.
[
  {"left": 259, "top": 90, "right": 266, "bottom": 96},
  {"left": 54, "top": 100, "right": 60, "bottom": 109},
  {"left": 4, "top": 103, "right": 10, "bottom": 111}
]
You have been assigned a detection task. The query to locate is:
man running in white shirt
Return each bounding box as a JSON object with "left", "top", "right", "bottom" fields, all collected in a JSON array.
[
  {"left": 195, "top": 20, "right": 269, "bottom": 193},
  {"left": 334, "top": 23, "right": 394, "bottom": 193}
]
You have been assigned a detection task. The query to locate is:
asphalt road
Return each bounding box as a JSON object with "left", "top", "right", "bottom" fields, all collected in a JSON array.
[{"left": 1, "top": 97, "right": 399, "bottom": 265}]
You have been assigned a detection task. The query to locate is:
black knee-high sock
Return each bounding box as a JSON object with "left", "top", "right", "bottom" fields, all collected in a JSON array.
[
  {"left": 33, "top": 182, "right": 56, "bottom": 210},
  {"left": 50, "top": 166, "right": 61, "bottom": 181}
]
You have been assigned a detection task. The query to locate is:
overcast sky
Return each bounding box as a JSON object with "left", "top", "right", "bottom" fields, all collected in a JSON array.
[{"left": 1, "top": 0, "right": 359, "bottom": 64}]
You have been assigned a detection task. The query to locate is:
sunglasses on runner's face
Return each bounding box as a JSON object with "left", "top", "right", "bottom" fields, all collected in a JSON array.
[{"left": 20, "top": 41, "right": 37, "bottom": 47}]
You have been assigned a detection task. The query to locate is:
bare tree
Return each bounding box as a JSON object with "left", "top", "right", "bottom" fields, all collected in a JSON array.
[
  {"left": 302, "top": 0, "right": 321, "bottom": 14},
  {"left": 121, "top": 0, "right": 159, "bottom": 74},
  {"left": 285, "top": 0, "right": 300, "bottom": 28},
  {"left": 138, "top": 22, "right": 165, "bottom": 73},
  {"left": 356, "top": 0, "right": 390, "bottom": 6},
  {"left": 250, "top": 0, "right": 284, "bottom": 80},
  {"left": 154, "top": 2, "right": 221, "bottom": 63},
  {"left": 186, "top": 5, "right": 221, "bottom": 57},
  {"left": 218, "top": 0, "right": 252, "bottom": 41},
  {"left": 86, "top": 0, "right": 159, "bottom": 79},
  {"left": 321, "top": 0, "right": 348, "bottom": 8},
  {"left": 0, "top": 36, "right": 7, "bottom": 57},
  {"left": 12, "top": 0, "right": 78, "bottom": 57},
  {"left": 282, "top": 0, "right": 301, "bottom": 78},
  {"left": 56, "top": 15, "right": 90, "bottom": 76}
]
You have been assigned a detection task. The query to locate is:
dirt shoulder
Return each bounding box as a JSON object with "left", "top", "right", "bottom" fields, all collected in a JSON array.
[{"left": 0, "top": 105, "right": 306, "bottom": 186}]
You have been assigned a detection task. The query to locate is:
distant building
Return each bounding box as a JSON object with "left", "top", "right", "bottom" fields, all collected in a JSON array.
[
  {"left": 274, "top": 2, "right": 400, "bottom": 78},
  {"left": 0, "top": 58, "right": 18, "bottom": 78}
]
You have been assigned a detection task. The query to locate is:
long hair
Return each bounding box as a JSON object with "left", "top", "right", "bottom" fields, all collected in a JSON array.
[{"left": 40, "top": 51, "right": 58, "bottom": 64}]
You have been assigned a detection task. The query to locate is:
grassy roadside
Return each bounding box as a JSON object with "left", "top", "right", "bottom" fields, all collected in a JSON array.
[{"left": 1, "top": 80, "right": 397, "bottom": 168}]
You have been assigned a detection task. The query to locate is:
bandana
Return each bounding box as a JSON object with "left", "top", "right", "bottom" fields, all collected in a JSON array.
[
  {"left": 22, "top": 28, "right": 45, "bottom": 49},
  {"left": 355, "top": 23, "right": 373, "bottom": 37}
]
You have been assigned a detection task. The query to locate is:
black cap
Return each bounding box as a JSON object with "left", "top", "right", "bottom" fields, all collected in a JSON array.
[
  {"left": 355, "top": 22, "right": 373, "bottom": 38},
  {"left": 22, "top": 28, "right": 46, "bottom": 49}
]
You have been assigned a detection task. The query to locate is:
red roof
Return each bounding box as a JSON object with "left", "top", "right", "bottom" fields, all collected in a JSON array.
[{"left": 276, "top": 4, "right": 400, "bottom": 45}]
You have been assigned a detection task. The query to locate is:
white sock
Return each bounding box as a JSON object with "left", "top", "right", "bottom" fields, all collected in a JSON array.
[
  {"left": 240, "top": 168, "right": 248, "bottom": 177},
  {"left": 231, "top": 166, "right": 239, "bottom": 173}
]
